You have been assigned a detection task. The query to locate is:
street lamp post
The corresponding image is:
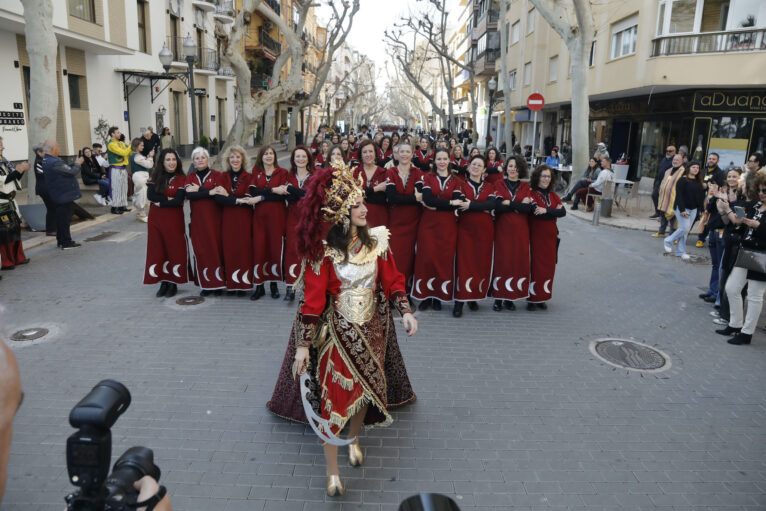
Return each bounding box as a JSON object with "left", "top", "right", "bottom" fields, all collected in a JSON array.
[
  {"left": 485, "top": 76, "right": 497, "bottom": 149},
  {"left": 159, "top": 34, "right": 199, "bottom": 147}
]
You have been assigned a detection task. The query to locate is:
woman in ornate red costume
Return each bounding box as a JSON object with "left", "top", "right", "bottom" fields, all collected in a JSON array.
[
  {"left": 249, "top": 145, "right": 290, "bottom": 301},
  {"left": 283, "top": 145, "right": 314, "bottom": 301},
  {"left": 144, "top": 148, "right": 188, "bottom": 297},
  {"left": 213, "top": 145, "right": 256, "bottom": 295},
  {"left": 453, "top": 155, "right": 496, "bottom": 317},
  {"left": 527, "top": 164, "right": 566, "bottom": 309},
  {"left": 412, "top": 148, "right": 462, "bottom": 311},
  {"left": 492, "top": 156, "right": 534, "bottom": 311},
  {"left": 353, "top": 139, "right": 389, "bottom": 228},
  {"left": 185, "top": 148, "right": 226, "bottom": 295},
  {"left": 267, "top": 162, "right": 418, "bottom": 496},
  {"left": 386, "top": 142, "right": 425, "bottom": 294}
]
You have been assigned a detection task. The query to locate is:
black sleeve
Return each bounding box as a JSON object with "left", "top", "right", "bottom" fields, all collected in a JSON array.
[
  {"left": 147, "top": 183, "right": 186, "bottom": 207},
  {"left": 262, "top": 191, "right": 286, "bottom": 202},
  {"left": 4, "top": 170, "right": 22, "bottom": 184},
  {"left": 364, "top": 187, "right": 387, "bottom": 205},
  {"left": 287, "top": 184, "right": 306, "bottom": 202},
  {"left": 537, "top": 206, "right": 566, "bottom": 220},
  {"left": 675, "top": 179, "right": 688, "bottom": 211},
  {"left": 213, "top": 193, "right": 238, "bottom": 206},
  {"left": 185, "top": 186, "right": 210, "bottom": 200},
  {"left": 422, "top": 188, "right": 453, "bottom": 210},
  {"left": 386, "top": 183, "right": 419, "bottom": 205},
  {"left": 249, "top": 185, "right": 269, "bottom": 195},
  {"left": 495, "top": 197, "right": 534, "bottom": 214},
  {"left": 468, "top": 198, "right": 496, "bottom": 211}
]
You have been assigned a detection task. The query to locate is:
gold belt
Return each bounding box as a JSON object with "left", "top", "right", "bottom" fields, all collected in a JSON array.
[{"left": 336, "top": 287, "right": 375, "bottom": 324}]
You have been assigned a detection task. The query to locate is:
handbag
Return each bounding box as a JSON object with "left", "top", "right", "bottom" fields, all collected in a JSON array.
[{"left": 734, "top": 246, "right": 766, "bottom": 274}]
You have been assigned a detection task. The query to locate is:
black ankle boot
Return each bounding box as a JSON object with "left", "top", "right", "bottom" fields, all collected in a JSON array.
[
  {"left": 716, "top": 325, "right": 741, "bottom": 336},
  {"left": 200, "top": 290, "right": 212, "bottom": 297},
  {"left": 288, "top": 288, "right": 295, "bottom": 301},
  {"left": 270, "top": 282, "right": 280, "bottom": 299},
  {"left": 467, "top": 301, "right": 478, "bottom": 311},
  {"left": 504, "top": 300, "right": 515, "bottom": 310},
  {"left": 250, "top": 284, "right": 265, "bottom": 301},
  {"left": 284, "top": 285, "right": 292, "bottom": 301},
  {"left": 156, "top": 282, "right": 169, "bottom": 297},
  {"left": 418, "top": 298, "right": 432, "bottom": 311},
  {"left": 432, "top": 299, "right": 441, "bottom": 311},
  {"left": 727, "top": 332, "right": 752, "bottom": 345},
  {"left": 213, "top": 289, "right": 223, "bottom": 296},
  {"left": 527, "top": 302, "right": 536, "bottom": 311},
  {"left": 452, "top": 301, "right": 463, "bottom": 318},
  {"left": 165, "top": 283, "right": 178, "bottom": 297},
  {"left": 492, "top": 300, "right": 503, "bottom": 311}
]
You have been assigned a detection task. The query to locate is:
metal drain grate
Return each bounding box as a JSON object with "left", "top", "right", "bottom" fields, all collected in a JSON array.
[
  {"left": 83, "top": 231, "right": 118, "bottom": 242},
  {"left": 590, "top": 338, "right": 670, "bottom": 372},
  {"left": 10, "top": 328, "right": 50, "bottom": 342},
  {"left": 176, "top": 296, "right": 205, "bottom": 306}
]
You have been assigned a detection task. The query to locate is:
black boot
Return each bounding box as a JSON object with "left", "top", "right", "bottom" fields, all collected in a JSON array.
[
  {"left": 492, "top": 300, "right": 503, "bottom": 311},
  {"left": 418, "top": 298, "right": 432, "bottom": 311},
  {"left": 111, "top": 207, "right": 124, "bottom": 215},
  {"left": 213, "top": 289, "right": 223, "bottom": 296},
  {"left": 432, "top": 299, "right": 441, "bottom": 311},
  {"left": 270, "top": 282, "right": 280, "bottom": 299},
  {"left": 165, "top": 283, "right": 178, "bottom": 298},
  {"left": 527, "top": 302, "right": 536, "bottom": 311},
  {"left": 250, "top": 284, "right": 265, "bottom": 301},
  {"left": 537, "top": 302, "right": 548, "bottom": 310},
  {"left": 288, "top": 288, "right": 295, "bottom": 302},
  {"left": 727, "top": 332, "right": 752, "bottom": 345},
  {"left": 284, "top": 285, "right": 292, "bottom": 301},
  {"left": 200, "top": 289, "right": 212, "bottom": 297},
  {"left": 156, "top": 282, "right": 169, "bottom": 297},
  {"left": 452, "top": 301, "right": 463, "bottom": 318},
  {"left": 716, "top": 325, "right": 741, "bottom": 336},
  {"left": 504, "top": 300, "right": 516, "bottom": 310},
  {"left": 237, "top": 290, "right": 247, "bottom": 297}
]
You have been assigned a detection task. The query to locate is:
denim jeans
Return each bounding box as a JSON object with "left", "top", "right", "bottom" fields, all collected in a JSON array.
[
  {"left": 97, "top": 178, "right": 110, "bottom": 198},
  {"left": 706, "top": 230, "right": 725, "bottom": 296},
  {"left": 664, "top": 207, "right": 696, "bottom": 256}
]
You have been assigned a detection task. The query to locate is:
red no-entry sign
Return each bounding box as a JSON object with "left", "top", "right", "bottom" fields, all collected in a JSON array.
[{"left": 527, "top": 93, "right": 545, "bottom": 111}]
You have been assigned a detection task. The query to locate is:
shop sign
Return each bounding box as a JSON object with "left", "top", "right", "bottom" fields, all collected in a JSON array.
[{"left": 693, "top": 91, "right": 766, "bottom": 114}]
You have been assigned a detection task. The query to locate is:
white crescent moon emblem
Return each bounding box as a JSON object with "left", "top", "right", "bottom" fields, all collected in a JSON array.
[
  {"left": 479, "top": 279, "right": 486, "bottom": 293},
  {"left": 263, "top": 264, "right": 270, "bottom": 276},
  {"left": 529, "top": 281, "right": 536, "bottom": 295},
  {"left": 172, "top": 264, "right": 181, "bottom": 278},
  {"left": 415, "top": 279, "right": 422, "bottom": 295},
  {"left": 505, "top": 278, "right": 514, "bottom": 292},
  {"left": 441, "top": 280, "right": 451, "bottom": 296},
  {"left": 203, "top": 267, "right": 209, "bottom": 282},
  {"left": 271, "top": 263, "right": 279, "bottom": 277},
  {"left": 162, "top": 261, "right": 170, "bottom": 274},
  {"left": 517, "top": 277, "right": 526, "bottom": 291},
  {"left": 149, "top": 264, "right": 158, "bottom": 278},
  {"left": 243, "top": 270, "right": 250, "bottom": 284},
  {"left": 465, "top": 277, "right": 473, "bottom": 293},
  {"left": 289, "top": 264, "right": 297, "bottom": 278},
  {"left": 232, "top": 269, "right": 240, "bottom": 284},
  {"left": 543, "top": 279, "right": 551, "bottom": 294},
  {"left": 215, "top": 267, "right": 223, "bottom": 282},
  {"left": 493, "top": 277, "right": 501, "bottom": 291},
  {"left": 427, "top": 278, "right": 435, "bottom": 291},
  {"left": 254, "top": 264, "right": 260, "bottom": 280}
]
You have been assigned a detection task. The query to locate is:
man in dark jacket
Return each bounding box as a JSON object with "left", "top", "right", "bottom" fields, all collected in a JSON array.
[
  {"left": 32, "top": 144, "right": 56, "bottom": 235},
  {"left": 651, "top": 145, "right": 676, "bottom": 219},
  {"left": 42, "top": 140, "right": 83, "bottom": 249},
  {"left": 695, "top": 152, "right": 727, "bottom": 247},
  {"left": 140, "top": 126, "right": 160, "bottom": 157}
]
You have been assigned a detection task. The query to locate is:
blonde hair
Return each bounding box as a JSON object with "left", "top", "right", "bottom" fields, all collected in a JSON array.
[{"left": 222, "top": 145, "right": 250, "bottom": 173}]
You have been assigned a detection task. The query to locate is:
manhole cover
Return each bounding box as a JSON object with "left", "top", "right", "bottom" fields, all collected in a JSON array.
[
  {"left": 589, "top": 338, "right": 671, "bottom": 372},
  {"left": 176, "top": 296, "right": 205, "bottom": 306},
  {"left": 10, "top": 328, "right": 50, "bottom": 342},
  {"left": 84, "top": 231, "right": 118, "bottom": 242}
]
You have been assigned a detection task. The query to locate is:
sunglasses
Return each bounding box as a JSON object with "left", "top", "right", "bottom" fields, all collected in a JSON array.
[{"left": 759, "top": 188, "right": 766, "bottom": 194}]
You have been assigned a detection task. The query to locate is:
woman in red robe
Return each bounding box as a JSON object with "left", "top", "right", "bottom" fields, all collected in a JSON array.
[
  {"left": 267, "top": 163, "right": 417, "bottom": 497},
  {"left": 249, "top": 145, "right": 290, "bottom": 300},
  {"left": 412, "top": 148, "right": 462, "bottom": 310},
  {"left": 485, "top": 146, "right": 504, "bottom": 184},
  {"left": 453, "top": 155, "right": 496, "bottom": 317},
  {"left": 527, "top": 164, "right": 566, "bottom": 309},
  {"left": 376, "top": 136, "right": 393, "bottom": 167},
  {"left": 315, "top": 141, "right": 331, "bottom": 169},
  {"left": 385, "top": 142, "right": 425, "bottom": 294},
  {"left": 185, "top": 148, "right": 225, "bottom": 295},
  {"left": 353, "top": 139, "right": 389, "bottom": 228},
  {"left": 449, "top": 144, "right": 468, "bottom": 180},
  {"left": 413, "top": 137, "right": 433, "bottom": 172},
  {"left": 144, "top": 148, "right": 188, "bottom": 297},
  {"left": 283, "top": 145, "right": 314, "bottom": 301},
  {"left": 492, "top": 156, "right": 534, "bottom": 311},
  {"left": 213, "top": 145, "right": 256, "bottom": 295}
]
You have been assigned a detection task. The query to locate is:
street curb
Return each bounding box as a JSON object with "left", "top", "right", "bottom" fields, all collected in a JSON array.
[
  {"left": 23, "top": 210, "right": 139, "bottom": 251},
  {"left": 568, "top": 207, "right": 658, "bottom": 232}
]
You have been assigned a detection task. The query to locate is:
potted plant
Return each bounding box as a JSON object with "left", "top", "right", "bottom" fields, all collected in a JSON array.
[
  {"left": 209, "top": 137, "right": 219, "bottom": 156},
  {"left": 199, "top": 135, "right": 210, "bottom": 150}
]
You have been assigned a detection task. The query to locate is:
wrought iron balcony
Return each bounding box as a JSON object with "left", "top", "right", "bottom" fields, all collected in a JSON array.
[
  {"left": 197, "top": 48, "right": 219, "bottom": 71},
  {"left": 474, "top": 49, "right": 500, "bottom": 75},
  {"left": 263, "top": 0, "right": 281, "bottom": 15},
  {"left": 251, "top": 72, "right": 272, "bottom": 90},
  {"left": 651, "top": 28, "right": 766, "bottom": 57},
  {"left": 214, "top": 1, "right": 235, "bottom": 23},
  {"left": 259, "top": 27, "right": 282, "bottom": 55}
]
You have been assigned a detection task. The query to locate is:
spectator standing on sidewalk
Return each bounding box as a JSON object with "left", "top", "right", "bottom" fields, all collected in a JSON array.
[
  {"left": 695, "top": 152, "right": 726, "bottom": 247},
  {"left": 0, "top": 137, "right": 30, "bottom": 269},
  {"left": 32, "top": 143, "right": 56, "bottom": 235},
  {"left": 130, "top": 138, "right": 154, "bottom": 222},
  {"left": 107, "top": 127, "right": 131, "bottom": 215},
  {"left": 653, "top": 153, "right": 685, "bottom": 237},
  {"left": 42, "top": 140, "right": 83, "bottom": 250},
  {"left": 712, "top": 168, "right": 745, "bottom": 326},
  {"left": 651, "top": 145, "right": 676, "bottom": 219},
  {"left": 699, "top": 180, "right": 728, "bottom": 303},
  {"left": 140, "top": 126, "right": 160, "bottom": 157},
  {"left": 159, "top": 127, "right": 175, "bottom": 151},
  {"left": 80, "top": 147, "right": 110, "bottom": 207},
  {"left": 663, "top": 161, "right": 704, "bottom": 260}
]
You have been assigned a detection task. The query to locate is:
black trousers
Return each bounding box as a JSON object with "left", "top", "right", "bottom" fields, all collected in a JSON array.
[
  {"left": 565, "top": 179, "right": 589, "bottom": 199},
  {"left": 38, "top": 190, "right": 57, "bottom": 233},
  {"left": 55, "top": 202, "right": 73, "bottom": 245}
]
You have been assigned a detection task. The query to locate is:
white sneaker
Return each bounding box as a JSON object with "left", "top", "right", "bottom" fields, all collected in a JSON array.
[
  {"left": 713, "top": 318, "right": 728, "bottom": 325},
  {"left": 137, "top": 215, "right": 148, "bottom": 223},
  {"left": 710, "top": 310, "right": 720, "bottom": 317},
  {"left": 663, "top": 242, "right": 672, "bottom": 253},
  {"left": 93, "top": 194, "right": 106, "bottom": 206},
  {"left": 681, "top": 254, "right": 691, "bottom": 261}
]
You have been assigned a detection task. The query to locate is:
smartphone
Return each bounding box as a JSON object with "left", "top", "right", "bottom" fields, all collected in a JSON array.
[{"left": 734, "top": 206, "right": 746, "bottom": 219}]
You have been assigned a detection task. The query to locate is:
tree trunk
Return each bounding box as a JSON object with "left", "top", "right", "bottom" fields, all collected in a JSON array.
[
  {"left": 569, "top": 37, "right": 589, "bottom": 174},
  {"left": 288, "top": 106, "right": 299, "bottom": 150},
  {"left": 21, "top": 0, "right": 57, "bottom": 203}
]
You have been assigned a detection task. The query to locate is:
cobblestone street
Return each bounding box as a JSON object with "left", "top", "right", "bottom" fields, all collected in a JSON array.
[{"left": 2, "top": 214, "right": 765, "bottom": 510}]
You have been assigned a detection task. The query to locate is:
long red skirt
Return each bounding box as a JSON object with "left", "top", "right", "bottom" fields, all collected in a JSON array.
[
  {"left": 144, "top": 205, "right": 189, "bottom": 285},
  {"left": 283, "top": 205, "right": 301, "bottom": 285},
  {"left": 411, "top": 210, "right": 457, "bottom": 302},
  {"left": 365, "top": 203, "right": 388, "bottom": 229},
  {"left": 528, "top": 217, "right": 558, "bottom": 303},
  {"left": 455, "top": 211, "right": 494, "bottom": 302},
  {"left": 388, "top": 204, "right": 420, "bottom": 289},
  {"left": 252, "top": 201, "right": 286, "bottom": 285},
  {"left": 189, "top": 200, "right": 225, "bottom": 290},
  {"left": 0, "top": 241, "right": 25, "bottom": 268},
  {"left": 492, "top": 212, "right": 530, "bottom": 301},
  {"left": 222, "top": 206, "right": 253, "bottom": 290}
]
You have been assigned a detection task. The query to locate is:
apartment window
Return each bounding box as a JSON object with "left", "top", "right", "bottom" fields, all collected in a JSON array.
[
  {"left": 589, "top": 39, "right": 596, "bottom": 66},
  {"left": 669, "top": 0, "right": 696, "bottom": 33},
  {"left": 137, "top": 1, "right": 148, "bottom": 53},
  {"left": 610, "top": 15, "right": 638, "bottom": 59},
  {"left": 549, "top": 55, "right": 558, "bottom": 82},
  {"left": 511, "top": 21, "right": 520, "bottom": 43},
  {"left": 508, "top": 70, "right": 516, "bottom": 90},
  {"left": 478, "top": 34, "right": 487, "bottom": 54},
  {"left": 68, "top": 74, "right": 84, "bottom": 109},
  {"left": 523, "top": 61, "right": 531, "bottom": 86},
  {"left": 69, "top": 0, "right": 95, "bottom": 22},
  {"left": 526, "top": 8, "right": 535, "bottom": 34}
]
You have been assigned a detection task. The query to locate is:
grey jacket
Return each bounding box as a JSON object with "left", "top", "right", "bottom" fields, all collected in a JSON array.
[{"left": 42, "top": 155, "right": 82, "bottom": 204}]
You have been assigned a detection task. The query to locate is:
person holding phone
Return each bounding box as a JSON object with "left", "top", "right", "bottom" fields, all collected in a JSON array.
[{"left": 664, "top": 161, "right": 705, "bottom": 260}]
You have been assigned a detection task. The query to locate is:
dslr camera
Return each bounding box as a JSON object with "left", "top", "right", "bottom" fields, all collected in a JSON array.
[{"left": 65, "top": 380, "right": 163, "bottom": 511}]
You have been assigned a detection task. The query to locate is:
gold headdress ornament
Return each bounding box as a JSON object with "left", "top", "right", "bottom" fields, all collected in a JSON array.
[{"left": 321, "top": 160, "right": 365, "bottom": 233}]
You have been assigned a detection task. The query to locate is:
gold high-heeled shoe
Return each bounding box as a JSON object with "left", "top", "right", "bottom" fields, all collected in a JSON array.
[
  {"left": 326, "top": 474, "right": 344, "bottom": 496},
  {"left": 348, "top": 440, "right": 363, "bottom": 467}
]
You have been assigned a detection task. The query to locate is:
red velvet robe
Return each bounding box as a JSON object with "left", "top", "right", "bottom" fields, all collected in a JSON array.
[
  {"left": 413, "top": 149, "right": 432, "bottom": 172},
  {"left": 455, "top": 178, "right": 495, "bottom": 302},
  {"left": 283, "top": 171, "right": 311, "bottom": 285},
  {"left": 185, "top": 169, "right": 225, "bottom": 290},
  {"left": 386, "top": 166, "right": 425, "bottom": 290},
  {"left": 528, "top": 188, "right": 563, "bottom": 303},
  {"left": 218, "top": 170, "right": 253, "bottom": 290},
  {"left": 485, "top": 161, "right": 504, "bottom": 184},
  {"left": 354, "top": 165, "right": 389, "bottom": 228},
  {"left": 492, "top": 180, "right": 531, "bottom": 301},
  {"left": 251, "top": 167, "right": 290, "bottom": 285},
  {"left": 144, "top": 175, "right": 189, "bottom": 285}
]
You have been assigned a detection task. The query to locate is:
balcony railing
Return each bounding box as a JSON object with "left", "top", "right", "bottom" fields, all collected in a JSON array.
[
  {"left": 263, "top": 0, "right": 280, "bottom": 15},
  {"left": 259, "top": 27, "right": 281, "bottom": 55},
  {"left": 474, "top": 49, "right": 500, "bottom": 75},
  {"left": 651, "top": 28, "right": 766, "bottom": 57},
  {"left": 197, "top": 48, "right": 219, "bottom": 71},
  {"left": 478, "top": 8, "right": 499, "bottom": 24},
  {"left": 218, "top": 65, "right": 235, "bottom": 77},
  {"left": 214, "top": 1, "right": 235, "bottom": 19},
  {"left": 251, "top": 72, "right": 271, "bottom": 90}
]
